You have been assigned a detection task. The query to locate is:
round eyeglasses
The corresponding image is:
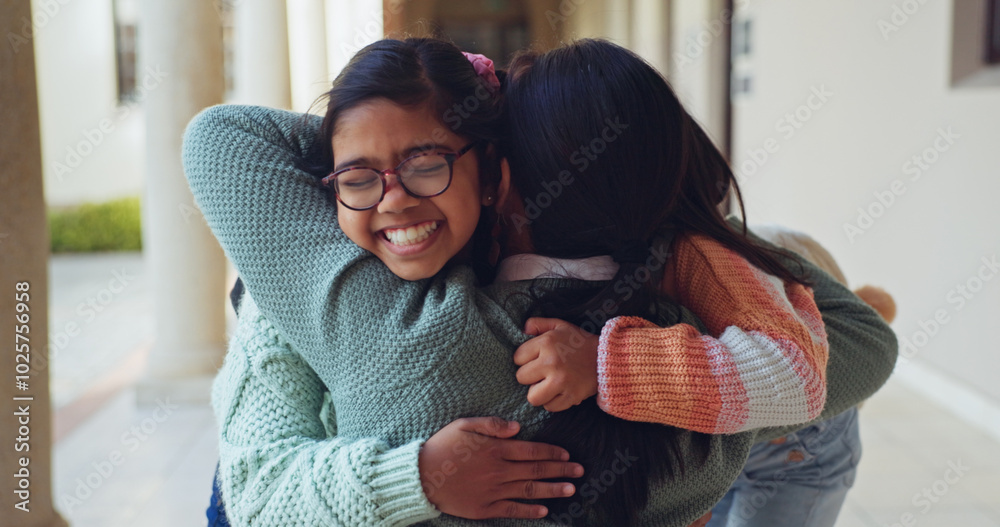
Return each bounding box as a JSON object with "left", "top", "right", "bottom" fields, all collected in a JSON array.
[{"left": 322, "top": 142, "right": 478, "bottom": 211}]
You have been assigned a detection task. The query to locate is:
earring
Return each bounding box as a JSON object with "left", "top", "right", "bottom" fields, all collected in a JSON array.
[{"left": 484, "top": 195, "right": 496, "bottom": 205}]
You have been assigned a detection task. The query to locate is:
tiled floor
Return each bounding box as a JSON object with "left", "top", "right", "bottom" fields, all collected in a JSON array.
[
  {"left": 834, "top": 380, "right": 1000, "bottom": 527},
  {"left": 53, "top": 386, "right": 218, "bottom": 527},
  {"left": 48, "top": 253, "right": 219, "bottom": 527},
  {"left": 47, "top": 253, "right": 1000, "bottom": 526},
  {"left": 48, "top": 253, "right": 152, "bottom": 410}
]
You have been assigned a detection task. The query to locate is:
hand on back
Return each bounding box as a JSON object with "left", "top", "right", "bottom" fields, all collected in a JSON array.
[{"left": 419, "top": 417, "right": 583, "bottom": 519}]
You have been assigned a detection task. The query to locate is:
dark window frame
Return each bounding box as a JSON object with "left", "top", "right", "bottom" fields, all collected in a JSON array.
[
  {"left": 114, "top": 0, "right": 233, "bottom": 102},
  {"left": 112, "top": 8, "right": 137, "bottom": 102},
  {"left": 988, "top": 0, "right": 1000, "bottom": 64}
]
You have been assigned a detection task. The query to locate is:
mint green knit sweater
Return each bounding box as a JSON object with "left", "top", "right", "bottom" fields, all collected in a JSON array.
[{"left": 183, "top": 105, "right": 898, "bottom": 526}]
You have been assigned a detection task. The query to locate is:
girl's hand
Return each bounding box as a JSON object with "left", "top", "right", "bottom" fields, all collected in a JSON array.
[
  {"left": 513, "top": 317, "right": 600, "bottom": 412},
  {"left": 419, "top": 417, "right": 583, "bottom": 520}
]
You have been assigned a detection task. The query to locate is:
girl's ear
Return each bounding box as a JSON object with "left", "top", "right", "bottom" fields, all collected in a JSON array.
[
  {"left": 481, "top": 157, "right": 512, "bottom": 207},
  {"left": 496, "top": 158, "right": 512, "bottom": 207}
]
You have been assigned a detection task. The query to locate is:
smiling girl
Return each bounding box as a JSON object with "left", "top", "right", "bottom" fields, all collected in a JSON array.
[
  {"left": 185, "top": 38, "right": 896, "bottom": 526},
  {"left": 327, "top": 102, "right": 485, "bottom": 280}
]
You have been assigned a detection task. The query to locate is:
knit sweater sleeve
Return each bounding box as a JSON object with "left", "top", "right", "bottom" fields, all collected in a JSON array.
[
  {"left": 181, "top": 104, "right": 366, "bottom": 355},
  {"left": 182, "top": 104, "right": 483, "bottom": 376},
  {"left": 212, "top": 294, "right": 440, "bottom": 527},
  {"left": 596, "top": 233, "right": 829, "bottom": 434},
  {"left": 754, "top": 242, "right": 898, "bottom": 442}
]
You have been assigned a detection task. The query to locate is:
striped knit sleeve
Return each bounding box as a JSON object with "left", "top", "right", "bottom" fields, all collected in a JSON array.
[{"left": 596, "top": 234, "right": 829, "bottom": 434}]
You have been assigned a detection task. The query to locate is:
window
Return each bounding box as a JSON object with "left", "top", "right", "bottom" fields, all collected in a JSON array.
[
  {"left": 220, "top": 1, "right": 236, "bottom": 100},
  {"left": 950, "top": 0, "right": 1000, "bottom": 87},
  {"left": 988, "top": 0, "right": 1000, "bottom": 64},
  {"left": 113, "top": 0, "right": 138, "bottom": 102},
  {"left": 734, "top": 19, "right": 752, "bottom": 57},
  {"left": 428, "top": 0, "right": 531, "bottom": 64}
]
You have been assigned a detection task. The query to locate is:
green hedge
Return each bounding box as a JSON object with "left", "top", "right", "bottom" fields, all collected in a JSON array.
[{"left": 49, "top": 197, "right": 142, "bottom": 253}]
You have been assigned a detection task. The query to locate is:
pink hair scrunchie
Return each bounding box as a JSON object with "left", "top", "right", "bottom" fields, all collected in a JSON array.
[{"left": 462, "top": 51, "right": 501, "bottom": 91}]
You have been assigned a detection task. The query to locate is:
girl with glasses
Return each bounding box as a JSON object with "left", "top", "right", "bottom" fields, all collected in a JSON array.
[{"left": 185, "top": 38, "right": 895, "bottom": 526}]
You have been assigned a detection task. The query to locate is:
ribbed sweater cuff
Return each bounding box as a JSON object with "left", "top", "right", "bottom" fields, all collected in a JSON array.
[
  {"left": 596, "top": 316, "right": 721, "bottom": 433},
  {"left": 597, "top": 317, "right": 665, "bottom": 419},
  {"left": 371, "top": 440, "right": 441, "bottom": 526}
]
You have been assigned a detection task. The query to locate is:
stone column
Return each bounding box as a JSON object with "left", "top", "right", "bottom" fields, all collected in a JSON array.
[
  {"left": 0, "top": 0, "right": 69, "bottom": 524},
  {"left": 563, "top": 0, "right": 629, "bottom": 44},
  {"left": 234, "top": 0, "right": 292, "bottom": 108},
  {"left": 606, "top": 0, "right": 633, "bottom": 46},
  {"left": 631, "top": 0, "right": 671, "bottom": 75},
  {"left": 136, "top": 0, "right": 227, "bottom": 405},
  {"left": 326, "top": 0, "right": 382, "bottom": 79},
  {"left": 287, "top": 0, "right": 330, "bottom": 112}
]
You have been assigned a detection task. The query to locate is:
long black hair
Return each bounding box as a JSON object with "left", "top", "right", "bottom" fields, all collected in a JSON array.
[
  {"left": 303, "top": 37, "right": 505, "bottom": 283},
  {"left": 502, "top": 39, "right": 809, "bottom": 524}
]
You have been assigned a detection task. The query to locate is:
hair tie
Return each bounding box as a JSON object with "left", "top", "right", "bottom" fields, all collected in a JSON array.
[
  {"left": 462, "top": 52, "right": 501, "bottom": 91},
  {"left": 611, "top": 240, "right": 650, "bottom": 265}
]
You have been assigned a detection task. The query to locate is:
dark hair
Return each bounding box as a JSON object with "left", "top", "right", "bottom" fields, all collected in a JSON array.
[
  {"left": 303, "top": 37, "right": 505, "bottom": 283},
  {"left": 502, "top": 39, "right": 809, "bottom": 524}
]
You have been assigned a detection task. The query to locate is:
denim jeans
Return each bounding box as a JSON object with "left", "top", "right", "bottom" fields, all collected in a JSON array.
[
  {"left": 707, "top": 407, "right": 862, "bottom": 527},
  {"left": 206, "top": 466, "right": 230, "bottom": 527}
]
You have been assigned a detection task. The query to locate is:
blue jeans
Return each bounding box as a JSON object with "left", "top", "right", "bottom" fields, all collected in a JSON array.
[
  {"left": 206, "top": 466, "right": 231, "bottom": 527},
  {"left": 707, "top": 407, "right": 862, "bottom": 527}
]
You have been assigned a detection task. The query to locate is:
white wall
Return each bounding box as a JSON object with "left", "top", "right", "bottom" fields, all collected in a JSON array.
[
  {"left": 730, "top": 0, "right": 1000, "bottom": 405},
  {"left": 34, "top": 0, "right": 145, "bottom": 208}
]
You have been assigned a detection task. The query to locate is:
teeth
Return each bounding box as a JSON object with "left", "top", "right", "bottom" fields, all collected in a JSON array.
[{"left": 384, "top": 221, "right": 439, "bottom": 246}]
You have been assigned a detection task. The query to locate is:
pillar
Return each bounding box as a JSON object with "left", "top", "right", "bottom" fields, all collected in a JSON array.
[
  {"left": 0, "top": 0, "right": 69, "bottom": 524},
  {"left": 287, "top": 0, "right": 330, "bottom": 112},
  {"left": 234, "top": 0, "right": 292, "bottom": 108},
  {"left": 630, "top": 0, "right": 671, "bottom": 75},
  {"left": 606, "top": 0, "right": 633, "bottom": 46},
  {"left": 137, "top": 0, "right": 228, "bottom": 404},
  {"left": 326, "top": 0, "right": 383, "bottom": 79}
]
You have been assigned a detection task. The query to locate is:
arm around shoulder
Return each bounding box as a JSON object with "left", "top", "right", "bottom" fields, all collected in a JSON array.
[
  {"left": 212, "top": 295, "right": 440, "bottom": 527},
  {"left": 597, "top": 233, "right": 829, "bottom": 434},
  {"left": 753, "top": 236, "right": 898, "bottom": 441}
]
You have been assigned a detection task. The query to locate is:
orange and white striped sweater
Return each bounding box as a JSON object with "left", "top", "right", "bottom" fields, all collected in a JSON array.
[{"left": 596, "top": 233, "right": 829, "bottom": 434}]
